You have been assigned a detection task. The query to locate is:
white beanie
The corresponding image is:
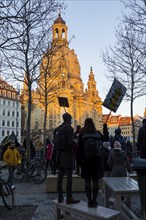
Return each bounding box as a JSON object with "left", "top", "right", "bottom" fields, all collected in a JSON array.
[{"left": 114, "top": 141, "right": 121, "bottom": 150}]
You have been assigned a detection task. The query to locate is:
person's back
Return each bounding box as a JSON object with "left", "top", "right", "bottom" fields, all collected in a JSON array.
[
  {"left": 35, "top": 136, "right": 42, "bottom": 158},
  {"left": 108, "top": 141, "right": 131, "bottom": 177},
  {"left": 112, "top": 128, "right": 126, "bottom": 151},
  {"left": 56, "top": 122, "right": 75, "bottom": 168},
  {"left": 56, "top": 112, "right": 80, "bottom": 205},
  {"left": 74, "top": 125, "right": 81, "bottom": 175},
  {"left": 45, "top": 139, "right": 53, "bottom": 170},
  {"left": 137, "top": 118, "right": 146, "bottom": 158},
  {"left": 100, "top": 142, "right": 111, "bottom": 175},
  {"left": 77, "top": 118, "right": 106, "bottom": 208}
]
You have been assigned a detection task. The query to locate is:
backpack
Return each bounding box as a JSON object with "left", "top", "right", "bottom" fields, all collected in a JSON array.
[
  {"left": 53, "top": 124, "right": 69, "bottom": 151},
  {"left": 82, "top": 132, "right": 101, "bottom": 158}
]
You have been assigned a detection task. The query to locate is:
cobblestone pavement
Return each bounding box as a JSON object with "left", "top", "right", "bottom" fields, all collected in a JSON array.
[{"left": 0, "top": 168, "right": 144, "bottom": 220}]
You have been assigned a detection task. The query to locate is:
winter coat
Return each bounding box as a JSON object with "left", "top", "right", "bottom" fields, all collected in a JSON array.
[
  {"left": 100, "top": 147, "right": 111, "bottom": 171},
  {"left": 3, "top": 147, "right": 21, "bottom": 167},
  {"left": 46, "top": 143, "right": 53, "bottom": 161},
  {"left": 77, "top": 130, "right": 104, "bottom": 181},
  {"left": 125, "top": 141, "right": 133, "bottom": 155},
  {"left": 35, "top": 140, "right": 43, "bottom": 151},
  {"left": 137, "top": 123, "right": 146, "bottom": 159},
  {"left": 57, "top": 122, "right": 75, "bottom": 168},
  {"left": 108, "top": 149, "right": 131, "bottom": 177}
]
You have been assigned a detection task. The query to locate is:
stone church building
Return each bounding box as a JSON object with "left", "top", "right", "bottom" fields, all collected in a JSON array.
[{"left": 21, "top": 14, "right": 103, "bottom": 136}]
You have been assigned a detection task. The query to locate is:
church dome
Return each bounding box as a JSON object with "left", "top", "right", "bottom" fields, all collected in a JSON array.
[{"left": 40, "top": 15, "right": 84, "bottom": 93}]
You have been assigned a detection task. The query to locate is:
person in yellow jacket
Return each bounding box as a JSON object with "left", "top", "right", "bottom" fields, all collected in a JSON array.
[{"left": 3, "top": 141, "right": 21, "bottom": 189}]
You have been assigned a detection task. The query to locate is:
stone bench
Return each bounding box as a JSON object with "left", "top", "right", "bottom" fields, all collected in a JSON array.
[{"left": 53, "top": 199, "right": 120, "bottom": 220}]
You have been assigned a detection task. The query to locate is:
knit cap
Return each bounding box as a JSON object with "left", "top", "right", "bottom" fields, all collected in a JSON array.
[{"left": 114, "top": 141, "right": 121, "bottom": 150}]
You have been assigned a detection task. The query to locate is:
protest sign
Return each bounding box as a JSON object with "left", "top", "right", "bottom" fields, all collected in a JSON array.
[{"left": 102, "top": 78, "right": 127, "bottom": 113}]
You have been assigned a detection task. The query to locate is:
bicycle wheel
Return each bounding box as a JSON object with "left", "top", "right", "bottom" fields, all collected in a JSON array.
[
  {"left": 2, "top": 181, "right": 14, "bottom": 209},
  {"left": 14, "top": 165, "right": 24, "bottom": 182},
  {"left": 32, "top": 165, "right": 47, "bottom": 184}
]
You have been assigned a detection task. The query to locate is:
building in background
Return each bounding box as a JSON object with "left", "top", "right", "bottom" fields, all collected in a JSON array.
[
  {"left": 21, "top": 14, "right": 103, "bottom": 137},
  {"left": 0, "top": 79, "right": 21, "bottom": 143},
  {"left": 103, "top": 114, "right": 143, "bottom": 142}
]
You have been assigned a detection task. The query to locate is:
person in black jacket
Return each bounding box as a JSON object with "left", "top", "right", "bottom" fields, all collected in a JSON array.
[
  {"left": 112, "top": 127, "right": 126, "bottom": 151},
  {"left": 77, "top": 118, "right": 109, "bottom": 208},
  {"left": 137, "top": 118, "right": 146, "bottom": 159},
  {"left": 56, "top": 112, "right": 80, "bottom": 204},
  {"left": 74, "top": 125, "right": 81, "bottom": 175},
  {"left": 100, "top": 141, "right": 111, "bottom": 177}
]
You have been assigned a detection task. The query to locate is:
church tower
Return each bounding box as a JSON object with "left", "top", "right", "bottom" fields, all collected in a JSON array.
[
  {"left": 87, "top": 67, "right": 98, "bottom": 97},
  {"left": 21, "top": 14, "right": 103, "bottom": 136},
  {"left": 52, "top": 13, "right": 68, "bottom": 46}
]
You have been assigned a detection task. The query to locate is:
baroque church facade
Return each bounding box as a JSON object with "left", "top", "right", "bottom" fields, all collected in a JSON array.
[{"left": 21, "top": 15, "right": 103, "bottom": 136}]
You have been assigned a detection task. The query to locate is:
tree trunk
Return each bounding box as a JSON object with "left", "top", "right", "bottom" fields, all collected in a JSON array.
[{"left": 130, "top": 98, "right": 136, "bottom": 152}]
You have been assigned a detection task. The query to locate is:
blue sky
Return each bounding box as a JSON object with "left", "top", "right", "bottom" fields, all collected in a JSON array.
[{"left": 63, "top": 0, "right": 145, "bottom": 117}]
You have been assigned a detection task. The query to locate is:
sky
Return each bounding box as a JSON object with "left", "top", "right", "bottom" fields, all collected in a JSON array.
[{"left": 62, "top": 0, "right": 146, "bottom": 117}]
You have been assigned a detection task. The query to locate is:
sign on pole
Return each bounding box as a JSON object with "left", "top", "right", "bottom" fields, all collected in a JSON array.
[
  {"left": 58, "top": 97, "right": 69, "bottom": 112},
  {"left": 102, "top": 78, "right": 127, "bottom": 113}
]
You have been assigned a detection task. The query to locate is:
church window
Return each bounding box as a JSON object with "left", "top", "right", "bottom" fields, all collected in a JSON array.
[
  {"left": 62, "top": 29, "right": 65, "bottom": 38},
  {"left": 92, "top": 91, "right": 95, "bottom": 96},
  {"left": 35, "top": 109, "right": 39, "bottom": 120},
  {"left": 55, "top": 28, "right": 58, "bottom": 38}
]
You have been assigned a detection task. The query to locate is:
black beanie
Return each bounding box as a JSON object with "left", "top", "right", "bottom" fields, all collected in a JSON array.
[{"left": 63, "top": 112, "right": 72, "bottom": 122}]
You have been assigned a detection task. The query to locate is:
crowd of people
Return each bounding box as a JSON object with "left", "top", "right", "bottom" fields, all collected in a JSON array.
[
  {"left": 52, "top": 112, "right": 136, "bottom": 207},
  {"left": 1, "top": 113, "right": 146, "bottom": 209}
]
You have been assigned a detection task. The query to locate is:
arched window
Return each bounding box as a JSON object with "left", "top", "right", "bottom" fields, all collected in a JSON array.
[
  {"left": 55, "top": 28, "right": 58, "bottom": 38},
  {"left": 62, "top": 28, "right": 65, "bottom": 38}
]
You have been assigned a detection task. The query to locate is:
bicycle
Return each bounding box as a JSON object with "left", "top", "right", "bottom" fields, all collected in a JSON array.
[
  {"left": 0, "top": 164, "right": 14, "bottom": 209},
  {"left": 14, "top": 157, "right": 47, "bottom": 184}
]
